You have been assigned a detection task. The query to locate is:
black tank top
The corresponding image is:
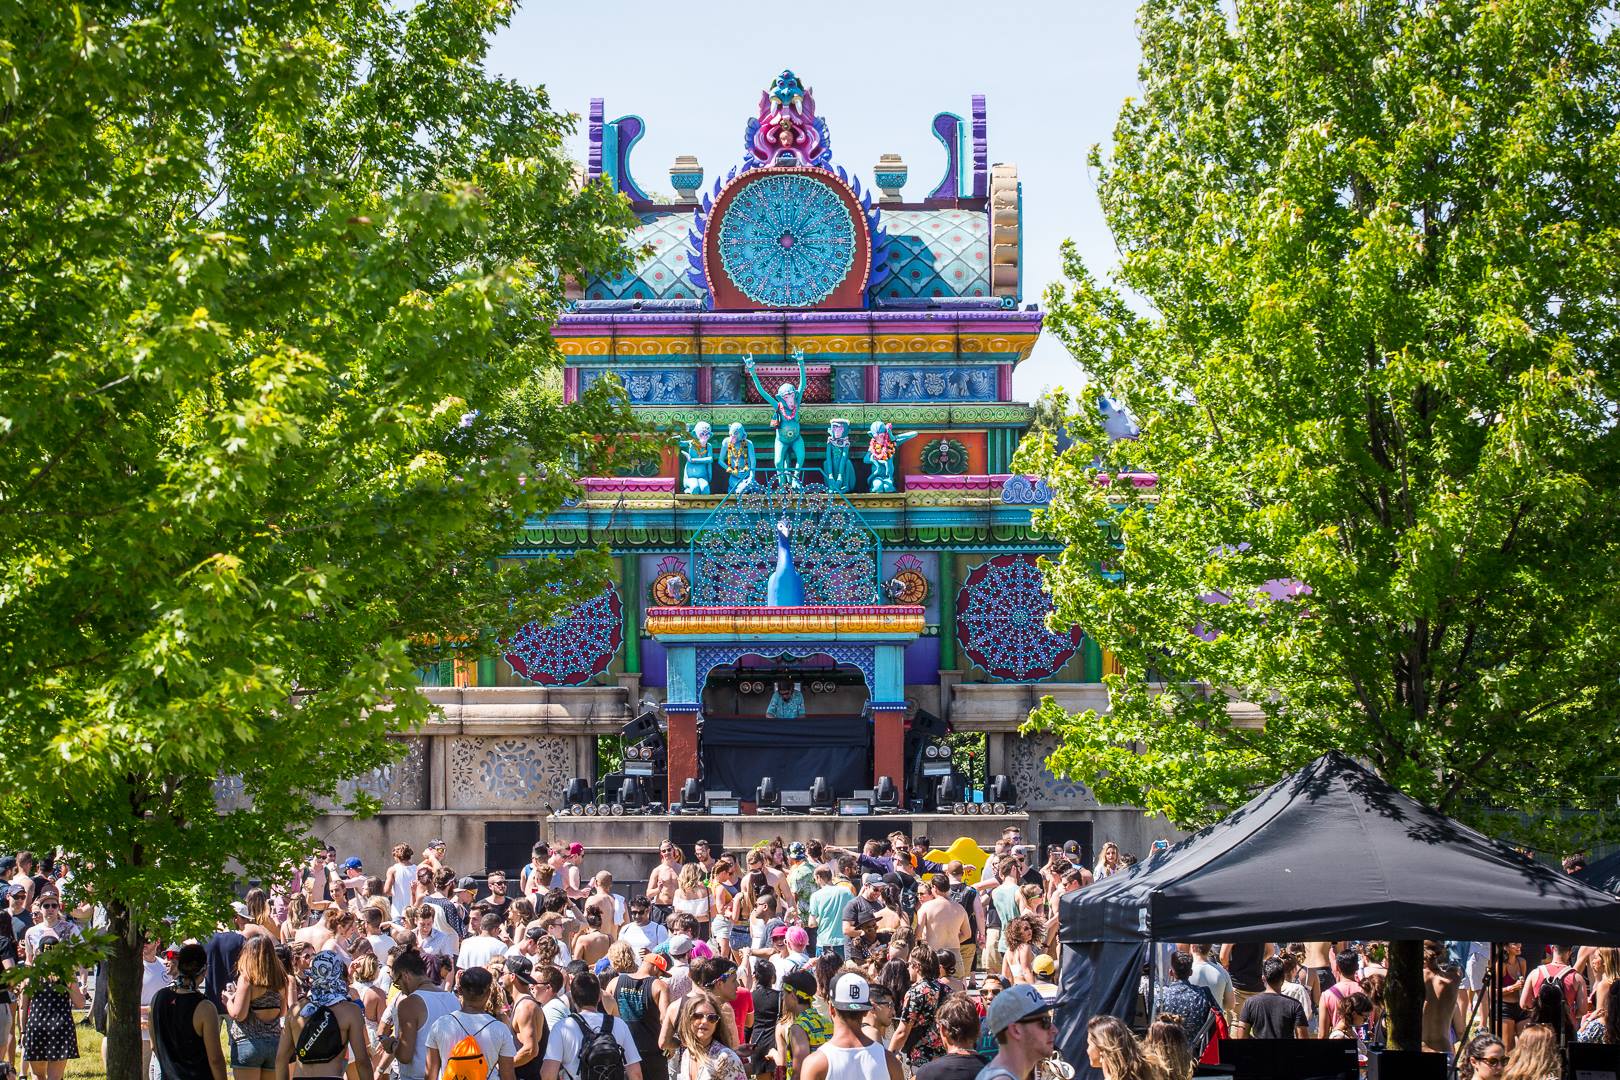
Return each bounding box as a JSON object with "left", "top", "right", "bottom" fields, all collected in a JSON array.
[
  {"left": 513, "top": 995, "right": 545, "bottom": 1080},
  {"left": 613, "top": 976, "right": 662, "bottom": 1051},
  {"left": 152, "top": 988, "right": 213, "bottom": 1080}
]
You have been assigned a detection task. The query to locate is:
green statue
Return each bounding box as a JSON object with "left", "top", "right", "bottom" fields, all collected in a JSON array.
[
  {"left": 743, "top": 348, "right": 807, "bottom": 485},
  {"left": 823, "top": 418, "right": 854, "bottom": 493},
  {"left": 865, "top": 420, "right": 917, "bottom": 493}
]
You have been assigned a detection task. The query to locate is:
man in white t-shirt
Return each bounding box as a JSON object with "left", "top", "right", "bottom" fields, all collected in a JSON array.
[
  {"left": 457, "top": 913, "right": 509, "bottom": 974},
  {"left": 540, "top": 971, "right": 643, "bottom": 1080},
  {"left": 618, "top": 898, "right": 668, "bottom": 960},
  {"left": 425, "top": 967, "right": 517, "bottom": 1080}
]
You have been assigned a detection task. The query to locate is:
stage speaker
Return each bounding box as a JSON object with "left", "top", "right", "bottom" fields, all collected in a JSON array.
[
  {"left": 1037, "top": 820, "right": 1094, "bottom": 871},
  {"left": 483, "top": 821, "right": 540, "bottom": 877},
  {"left": 621, "top": 710, "right": 661, "bottom": 742},
  {"left": 1365, "top": 1049, "right": 1445, "bottom": 1079},
  {"left": 1569, "top": 1042, "right": 1620, "bottom": 1077},
  {"left": 909, "top": 709, "right": 947, "bottom": 739},
  {"left": 669, "top": 819, "right": 724, "bottom": 856}
]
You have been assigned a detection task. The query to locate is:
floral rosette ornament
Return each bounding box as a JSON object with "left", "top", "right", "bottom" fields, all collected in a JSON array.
[
  {"left": 956, "top": 555, "right": 1082, "bottom": 681},
  {"left": 503, "top": 583, "right": 623, "bottom": 685}
]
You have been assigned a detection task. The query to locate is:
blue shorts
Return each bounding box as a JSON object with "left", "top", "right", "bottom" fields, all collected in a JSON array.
[{"left": 230, "top": 1033, "right": 279, "bottom": 1069}]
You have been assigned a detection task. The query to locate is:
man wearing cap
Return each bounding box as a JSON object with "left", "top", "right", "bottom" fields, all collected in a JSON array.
[
  {"left": 1030, "top": 955, "right": 1059, "bottom": 998},
  {"left": 785, "top": 843, "right": 816, "bottom": 939},
  {"left": 841, "top": 876, "right": 885, "bottom": 965},
  {"left": 662, "top": 934, "right": 695, "bottom": 1001},
  {"left": 454, "top": 876, "right": 480, "bottom": 927},
  {"left": 975, "top": 984, "right": 1056, "bottom": 1080},
  {"left": 562, "top": 844, "right": 588, "bottom": 900},
  {"left": 502, "top": 954, "right": 546, "bottom": 1080},
  {"left": 800, "top": 973, "right": 902, "bottom": 1080},
  {"left": 774, "top": 969, "right": 831, "bottom": 1080}
]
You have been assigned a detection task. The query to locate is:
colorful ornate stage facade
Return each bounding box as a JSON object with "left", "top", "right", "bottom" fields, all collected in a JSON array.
[{"left": 314, "top": 73, "right": 1176, "bottom": 882}]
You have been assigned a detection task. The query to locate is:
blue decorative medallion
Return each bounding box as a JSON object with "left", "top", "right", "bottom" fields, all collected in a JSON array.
[{"left": 715, "top": 173, "right": 857, "bottom": 308}]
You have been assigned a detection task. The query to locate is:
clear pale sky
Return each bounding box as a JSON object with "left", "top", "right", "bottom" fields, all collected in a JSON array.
[{"left": 485, "top": 1, "right": 1145, "bottom": 402}]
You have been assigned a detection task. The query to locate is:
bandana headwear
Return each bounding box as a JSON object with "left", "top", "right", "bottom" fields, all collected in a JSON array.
[{"left": 305, "top": 951, "right": 350, "bottom": 1012}]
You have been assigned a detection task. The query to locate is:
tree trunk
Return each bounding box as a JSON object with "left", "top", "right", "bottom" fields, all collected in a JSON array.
[
  {"left": 103, "top": 900, "right": 144, "bottom": 1080},
  {"left": 1384, "top": 939, "right": 1424, "bottom": 1051}
]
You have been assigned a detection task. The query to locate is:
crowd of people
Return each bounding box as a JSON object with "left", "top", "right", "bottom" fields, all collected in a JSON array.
[{"left": 0, "top": 835, "right": 1615, "bottom": 1080}]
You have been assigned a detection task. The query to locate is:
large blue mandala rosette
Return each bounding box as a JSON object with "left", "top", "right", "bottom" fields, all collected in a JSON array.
[
  {"left": 503, "top": 584, "right": 623, "bottom": 685},
  {"left": 956, "top": 555, "right": 1082, "bottom": 681},
  {"left": 715, "top": 173, "right": 857, "bottom": 308}
]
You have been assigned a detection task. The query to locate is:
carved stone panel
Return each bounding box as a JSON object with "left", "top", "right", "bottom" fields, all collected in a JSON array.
[
  {"left": 447, "top": 735, "right": 572, "bottom": 810},
  {"left": 1005, "top": 731, "right": 1099, "bottom": 810},
  {"left": 334, "top": 737, "right": 429, "bottom": 811}
]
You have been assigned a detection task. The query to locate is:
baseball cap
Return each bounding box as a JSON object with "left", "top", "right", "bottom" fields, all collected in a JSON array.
[
  {"left": 427, "top": 839, "right": 445, "bottom": 849},
  {"left": 646, "top": 953, "right": 671, "bottom": 975},
  {"left": 504, "top": 955, "right": 536, "bottom": 985},
  {"left": 860, "top": 873, "right": 884, "bottom": 887},
  {"left": 690, "top": 940, "right": 714, "bottom": 960},
  {"left": 342, "top": 857, "right": 363, "bottom": 871},
  {"left": 230, "top": 901, "right": 250, "bottom": 920},
  {"left": 667, "top": 933, "right": 694, "bottom": 957},
  {"left": 567, "top": 842, "right": 584, "bottom": 857},
  {"left": 457, "top": 876, "right": 478, "bottom": 893},
  {"left": 1033, "top": 954, "right": 1057, "bottom": 976},
  {"left": 788, "top": 842, "right": 807, "bottom": 859},
  {"left": 770, "top": 924, "right": 789, "bottom": 940},
  {"left": 1062, "top": 840, "right": 1081, "bottom": 856},
  {"left": 831, "top": 972, "right": 873, "bottom": 1012},
  {"left": 525, "top": 926, "right": 546, "bottom": 941},
  {"left": 5, "top": 883, "right": 25, "bottom": 897},
  {"left": 0, "top": 857, "right": 15, "bottom": 872},
  {"left": 985, "top": 983, "right": 1057, "bottom": 1035}
]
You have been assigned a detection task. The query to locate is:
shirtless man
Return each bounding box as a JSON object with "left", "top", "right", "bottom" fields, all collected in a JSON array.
[
  {"left": 561, "top": 844, "right": 589, "bottom": 900},
  {"left": 647, "top": 844, "right": 682, "bottom": 922},
  {"left": 1303, "top": 942, "right": 1340, "bottom": 1003},
  {"left": 1422, "top": 941, "right": 1462, "bottom": 1055},
  {"left": 692, "top": 840, "right": 716, "bottom": 877},
  {"left": 585, "top": 872, "right": 620, "bottom": 941},
  {"left": 913, "top": 875, "right": 970, "bottom": 972}
]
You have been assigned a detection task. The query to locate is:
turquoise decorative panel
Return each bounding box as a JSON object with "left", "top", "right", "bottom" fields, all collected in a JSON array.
[
  {"left": 872, "top": 209, "right": 990, "bottom": 301},
  {"left": 581, "top": 368, "right": 697, "bottom": 404},
  {"left": 878, "top": 365, "right": 997, "bottom": 402},
  {"left": 583, "top": 212, "right": 704, "bottom": 302}
]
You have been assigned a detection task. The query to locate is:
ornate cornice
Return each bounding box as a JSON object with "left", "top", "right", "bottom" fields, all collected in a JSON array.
[
  {"left": 616, "top": 404, "right": 1034, "bottom": 426},
  {"left": 645, "top": 605, "right": 925, "bottom": 638}
]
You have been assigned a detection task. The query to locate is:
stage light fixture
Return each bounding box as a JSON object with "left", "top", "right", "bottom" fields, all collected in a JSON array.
[
  {"left": 808, "top": 776, "right": 834, "bottom": 812},
  {"left": 564, "top": 777, "right": 593, "bottom": 806},
  {"left": 756, "top": 776, "right": 781, "bottom": 812},
  {"left": 619, "top": 776, "right": 647, "bottom": 811},
  {"left": 873, "top": 776, "right": 899, "bottom": 811},
  {"left": 609, "top": 802, "right": 625, "bottom": 816},
  {"left": 680, "top": 777, "right": 705, "bottom": 812},
  {"left": 992, "top": 802, "right": 1008, "bottom": 815},
  {"left": 924, "top": 744, "right": 941, "bottom": 760},
  {"left": 988, "top": 773, "right": 1018, "bottom": 806},
  {"left": 937, "top": 774, "right": 965, "bottom": 806},
  {"left": 568, "top": 803, "right": 585, "bottom": 816},
  {"left": 952, "top": 802, "right": 967, "bottom": 815},
  {"left": 586, "top": 802, "right": 601, "bottom": 816}
]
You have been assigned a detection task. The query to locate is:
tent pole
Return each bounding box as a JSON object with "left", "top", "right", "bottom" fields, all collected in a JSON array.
[{"left": 1491, "top": 942, "right": 1502, "bottom": 1037}]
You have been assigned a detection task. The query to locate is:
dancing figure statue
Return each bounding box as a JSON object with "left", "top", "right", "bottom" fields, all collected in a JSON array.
[
  {"left": 865, "top": 420, "right": 917, "bottom": 493},
  {"left": 679, "top": 421, "right": 714, "bottom": 495},
  {"left": 766, "top": 516, "right": 806, "bottom": 606},
  {"left": 823, "top": 418, "right": 854, "bottom": 494},
  {"left": 744, "top": 349, "right": 807, "bottom": 485},
  {"left": 721, "top": 422, "right": 758, "bottom": 493}
]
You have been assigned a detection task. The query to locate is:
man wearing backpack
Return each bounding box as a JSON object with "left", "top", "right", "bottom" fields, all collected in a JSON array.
[
  {"left": 540, "top": 971, "right": 643, "bottom": 1080},
  {"left": 1519, "top": 942, "right": 1588, "bottom": 1040},
  {"left": 425, "top": 967, "right": 517, "bottom": 1080}
]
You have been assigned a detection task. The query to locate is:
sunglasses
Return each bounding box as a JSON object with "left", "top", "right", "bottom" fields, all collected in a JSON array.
[
  {"left": 690, "top": 1012, "right": 720, "bottom": 1023},
  {"left": 1018, "top": 1015, "right": 1054, "bottom": 1031},
  {"left": 41, "top": 902, "right": 60, "bottom": 910},
  {"left": 1474, "top": 1056, "right": 1506, "bottom": 1066}
]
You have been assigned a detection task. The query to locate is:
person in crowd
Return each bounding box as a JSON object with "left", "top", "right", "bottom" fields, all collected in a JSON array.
[
  {"left": 798, "top": 974, "right": 902, "bottom": 1080},
  {"left": 609, "top": 946, "right": 671, "bottom": 1080},
  {"left": 913, "top": 877, "right": 970, "bottom": 978},
  {"left": 1316, "top": 948, "right": 1362, "bottom": 1036},
  {"left": 978, "top": 985, "right": 1060, "bottom": 1080},
  {"left": 541, "top": 971, "right": 643, "bottom": 1080},
  {"left": 1152, "top": 952, "right": 1219, "bottom": 1055},
  {"left": 806, "top": 869, "right": 852, "bottom": 962},
  {"left": 772, "top": 969, "right": 829, "bottom": 1080},
  {"left": 460, "top": 913, "right": 510, "bottom": 974},
  {"left": 1501, "top": 1023, "right": 1560, "bottom": 1080},
  {"left": 1082, "top": 1015, "right": 1159, "bottom": 1080},
  {"left": 522, "top": 844, "right": 553, "bottom": 903},
  {"left": 272, "top": 952, "right": 370, "bottom": 1080},
  {"left": 1579, "top": 973, "right": 1620, "bottom": 1043},
  {"left": 1520, "top": 943, "right": 1586, "bottom": 1042},
  {"left": 151, "top": 943, "right": 227, "bottom": 1080},
  {"left": 560, "top": 845, "right": 588, "bottom": 902},
  {"left": 572, "top": 910, "right": 611, "bottom": 969},
  {"left": 19, "top": 937, "right": 83, "bottom": 1080},
  {"left": 1141, "top": 1018, "right": 1193, "bottom": 1080},
  {"left": 914, "top": 994, "right": 985, "bottom": 1080},
  {"left": 1093, "top": 844, "right": 1123, "bottom": 881},
  {"left": 1326, "top": 992, "right": 1372, "bottom": 1042},
  {"left": 674, "top": 865, "right": 713, "bottom": 945},
  {"left": 1274, "top": 950, "right": 1313, "bottom": 1033},
  {"left": 1232, "top": 956, "right": 1307, "bottom": 1040},
  {"left": 1421, "top": 941, "right": 1462, "bottom": 1055},
  {"left": 889, "top": 947, "right": 950, "bottom": 1069},
  {"left": 351, "top": 953, "right": 385, "bottom": 1043},
  {"left": 423, "top": 965, "right": 515, "bottom": 1080},
  {"left": 413, "top": 904, "right": 456, "bottom": 958},
  {"left": 1461, "top": 1032, "right": 1507, "bottom": 1080},
  {"left": 501, "top": 955, "right": 546, "bottom": 1080},
  {"left": 672, "top": 989, "right": 747, "bottom": 1080},
  {"left": 646, "top": 847, "right": 682, "bottom": 926},
  {"left": 999, "top": 917, "right": 1037, "bottom": 986},
  {"left": 223, "top": 935, "right": 286, "bottom": 1080},
  {"left": 421, "top": 841, "right": 449, "bottom": 876},
  {"left": 860, "top": 979, "right": 897, "bottom": 1048}
]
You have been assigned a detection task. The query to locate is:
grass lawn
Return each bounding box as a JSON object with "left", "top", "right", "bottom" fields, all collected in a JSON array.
[{"left": 66, "top": 1022, "right": 105, "bottom": 1080}]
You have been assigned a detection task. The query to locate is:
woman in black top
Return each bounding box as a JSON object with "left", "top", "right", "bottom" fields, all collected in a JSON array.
[
  {"left": 744, "top": 962, "right": 779, "bottom": 1078},
  {"left": 150, "top": 943, "right": 226, "bottom": 1080}
]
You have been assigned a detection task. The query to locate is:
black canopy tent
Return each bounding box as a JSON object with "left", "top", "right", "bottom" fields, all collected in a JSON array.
[
  {"left": 1055, "top": 751, "right": 1620, "bottom": 1077},
  {"left": 1575, "top": 849, "right": 1620, "bottom": 896}
]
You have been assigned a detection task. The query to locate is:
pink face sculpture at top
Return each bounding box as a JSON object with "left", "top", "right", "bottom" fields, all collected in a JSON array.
[{"left": 749, "top": 70, "right": 825, "bottom": 167}]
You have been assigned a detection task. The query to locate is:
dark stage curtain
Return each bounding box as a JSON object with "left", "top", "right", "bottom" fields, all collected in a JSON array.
[{"left": 700, "top": 715, "right": 870, "bottom": 798}]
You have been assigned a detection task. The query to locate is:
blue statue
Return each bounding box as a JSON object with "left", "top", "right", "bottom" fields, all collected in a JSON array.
[
  {"left": 767, "top": 516, "right": 806, "bottom": 606},
  {"left": 823, "top": 418, "right": 854, "bottom": 493},
  {"left": 744, "top": 349, "right": 807, "bottom": 485},
  {"left": 679, "top": 421, "right": 714, "bottom": 494},
  {"left": 721, "top": 422, "right": 758, "bottom": 492},
  {"left": 865, "top": 420, "right": 917, "bottom": 493}
]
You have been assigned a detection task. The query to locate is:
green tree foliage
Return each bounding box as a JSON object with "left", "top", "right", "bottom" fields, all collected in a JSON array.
[
  {"left": 1024, "top": 0, "right": 1620, "bottom": 840},
  {"left": 0, "top": 1, "right": 647, "bottom": 1074}
]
